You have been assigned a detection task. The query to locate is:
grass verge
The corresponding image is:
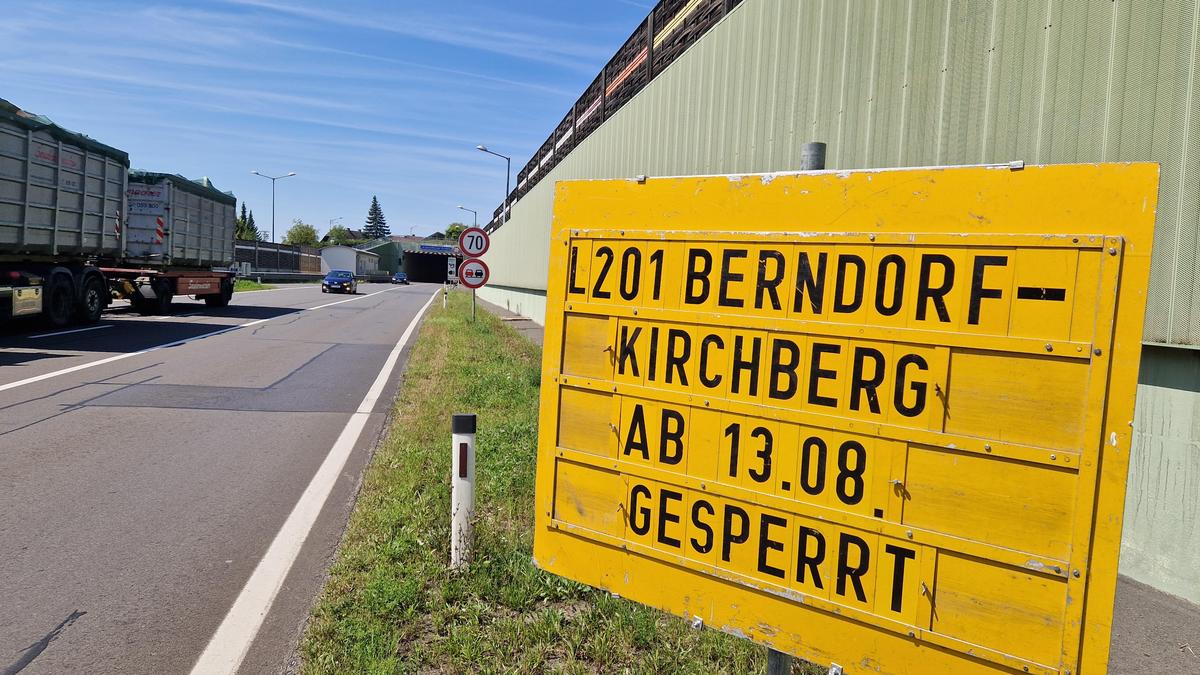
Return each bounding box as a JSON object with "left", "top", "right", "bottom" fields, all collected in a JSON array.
[
  {"left": 233, "top": 278, "right": 275, "bottom": 292},
  {"left": 301, "top": 291, "right": 815, "bottom": 674}
]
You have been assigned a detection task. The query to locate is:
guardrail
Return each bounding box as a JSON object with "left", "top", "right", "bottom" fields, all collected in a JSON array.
[{"left": 242, "top": 271, "right": 324, "bottom": 284}]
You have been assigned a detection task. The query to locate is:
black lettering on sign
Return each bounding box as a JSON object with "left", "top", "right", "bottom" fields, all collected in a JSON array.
[
  {"left": 768, "top": 338, "right": 801, "bottom": 400},
  {"left": 836, "top": 440, "right": 866, "bottom": 505},
  {"left": 833, "top": 254, "right": 866, "bottom": 313},
  {"left": 874, "top": 254, "right": 906, "bottom": 316},
  {"left": 665, "top": 329, "right": 691, "bottom": 385},
  {"left": 719, "top": 249, "right": 748, "bottom": 308},
  {"left": 659, "top": 408, "right": 685, "bottom": 465},
  {"left": 592, "top": 246, "right": 614, "bottom": 299},
  {"left": 699, "top": 334, "right": 724, "bottom": 388},
  {"left": 807, "top": 342, "right": 841, "bottom": 408},
  {"left": 730, "top": 334, "right": 761, "bottom": 397},
  {"left": 757, "top": 513, "right": 788, "bottom": 579},
  {"left": 629, "top": 484, "right": 651, "bottom": 535},
  {"left": 620, "top": 247, "right": 642, "bottom": 301},
  {"left": 647, "top": 326, "right": 661, "bottom": 382},
  {"left": 568, "top": 246, "right": 585, "bottom": 294},
  {"left": 617, "top": 325, "right": 641, "bottom": 377},
  {"left": 1016, "top": 286, "right": 1067, "bottom": 302},
  {"left": 849, "top": 347, "right": 885, "bottom": 414},
  {"left": 800, "top": 436, "right": 827, "bottom": 496},
  {"left": 722, "top": 504, "right": 750, "bottom": 562},
  {"left": 916, "top": 253, "right": 955, "bottom": 323},
  {"left": 968, "top": 255, "right": 1008, "bottom": 325},
  {"left": 656, "top": 488, "right": 684, "bottom": 548},
  {"left": 794, "top": 251, "right": 828, "bottom": 314},
  {"left": 894, "top": 353, "right": 929, "bottom": 418},
  {"left": 624, "top": 404, "right": 649, "bottom": 459},
  {"left": 836, "top": 533, "right": 871, "bottom": 603},
  {"left": 648, "top": 249, "right": 664, "bottom": 300},
  {"left": 884, "top": 544, "right": 917, "bottom": 613},
  {"left": 690, "top": 499, "right": 715, "bottom": 554},
  {"left": 748, "top": 426, "right": 773, "bottom": 483},
  {"left": 756, "top": 249, "right": 785, "bottom": 310},
  {"left": 684, "top": 249, "right": 712, "bottom": 305},
  {"left": 796, "top": 526, "right": 826, "bottom": 588}
]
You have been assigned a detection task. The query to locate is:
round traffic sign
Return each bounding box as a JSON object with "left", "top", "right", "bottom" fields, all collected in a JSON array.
[
  {"left": 458, "top": 258, "right": 490, "bottom": 289},
  {"left": 458, "top": 227, "right": 490, "bottom": 257}
]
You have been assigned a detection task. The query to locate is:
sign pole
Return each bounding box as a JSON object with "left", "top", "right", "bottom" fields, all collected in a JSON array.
[
  {"left": 450, "top": 413, "right": 476, "bottom": 570},
  {"left": 763, "top": 139, "right": 828, "bottom": 673},
  {"left": 472, "top": 288, "right": 476, "bottom": 322}
]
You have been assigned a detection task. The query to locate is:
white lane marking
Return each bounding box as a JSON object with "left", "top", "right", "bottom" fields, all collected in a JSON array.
[
  {"left": 27, "top": 324, "right": 114, "bottom": 339},
  {"left": 305, "top": 288, "right": 390, "bottom": 311},
  {"left": 190, "top": 289, "right": 439, "bottom": 675},
  {"left": 233, "top": 285, "right": 316, "bottom": 293},
  {"left": 0, "top": 288, "right": 398, "bottom": 395}
]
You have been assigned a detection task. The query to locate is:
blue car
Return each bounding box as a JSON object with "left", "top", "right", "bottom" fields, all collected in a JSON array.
[
  {"left": 391, "top": 271, "right": 409, "bottom": 284},
  {"left": 322, "top": 270, "right": 357, "bottom": 294}
]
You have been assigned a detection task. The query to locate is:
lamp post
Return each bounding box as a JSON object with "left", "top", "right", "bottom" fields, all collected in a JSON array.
[
  {"left": 457, "top": 205, "right": 477, "bottom": 228},
  {"left": 475, "top": 145, "right": 510, "bottom": 225},
  {"left": 250, "top": 171, "right": 296, "bottom": 243}
]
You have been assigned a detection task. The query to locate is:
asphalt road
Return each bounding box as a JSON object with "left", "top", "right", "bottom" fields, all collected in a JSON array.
[{"left": 0, "top": 282, "right": 435, "bottom": 674}]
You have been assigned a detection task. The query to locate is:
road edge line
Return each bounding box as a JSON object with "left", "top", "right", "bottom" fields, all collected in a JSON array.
[{"left": 189, "top": 288, "right": 439, "bottom": 675}]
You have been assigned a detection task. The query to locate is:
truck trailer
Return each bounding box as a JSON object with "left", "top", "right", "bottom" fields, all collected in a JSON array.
[{"left": 0, "top": 98, "right": 236, "bottom": 326}]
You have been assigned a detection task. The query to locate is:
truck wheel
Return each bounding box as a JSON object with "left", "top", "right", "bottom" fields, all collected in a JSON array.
[
  {"left": 153, "top": 281, "right": 173, "bottom": 314},
  {"left": 75, "top": 275, "right": 106, "bottom": 324},
  {"left": 45, "top": 276, "right": 74, "bottom": 327},
  {"left": 204, "top": 280, "right": 233, "bottom": 307}
]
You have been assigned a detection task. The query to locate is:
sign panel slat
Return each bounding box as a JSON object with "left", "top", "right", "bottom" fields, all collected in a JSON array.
[{"left": 534, "top": 164, "right": 1157, "bottom": 674}]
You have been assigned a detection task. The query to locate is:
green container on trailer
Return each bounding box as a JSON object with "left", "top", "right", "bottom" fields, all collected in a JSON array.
[
  {"left": 0, "top": 97, "right": 129, "bottom": 259},
  {"left": 125, "top": 171, "right": 236, "bottom": 269}
]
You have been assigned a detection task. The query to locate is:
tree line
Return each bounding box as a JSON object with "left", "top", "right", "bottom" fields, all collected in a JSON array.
[{"left": 240, "top": 195, "right": 466, "bottom": 246}]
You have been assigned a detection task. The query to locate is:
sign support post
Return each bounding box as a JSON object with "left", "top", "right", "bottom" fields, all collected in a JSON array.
[
  {"left": 458, "top": 227, "right": 491, "bottom": 324},
  {"left": 765, "top": 140, "right": 828, "bottom": 673}
]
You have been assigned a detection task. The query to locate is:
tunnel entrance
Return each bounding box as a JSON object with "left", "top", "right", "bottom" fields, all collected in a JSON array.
[{"left": 403, "top": 251, "right": 459, "bottom": 283}]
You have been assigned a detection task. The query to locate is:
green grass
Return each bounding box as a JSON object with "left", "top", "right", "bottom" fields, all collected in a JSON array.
[
  {"left": 300, "top": 291, "right": 820, "bottom": 674},
  {"left": 233, "top": 278, "right": 275, "bottom": 292}
]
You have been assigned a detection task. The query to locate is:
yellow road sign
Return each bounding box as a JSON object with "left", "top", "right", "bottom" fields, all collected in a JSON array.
[{"left": 533, "top": 164, "right": 1157, "bottom": 674}]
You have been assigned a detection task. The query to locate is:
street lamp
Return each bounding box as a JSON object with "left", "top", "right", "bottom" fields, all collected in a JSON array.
[
  {"left": 250, "top": 170, "right": 296, "bottom": 243},
  {"left": 475, "top": 145, "right": 510, "bottom": 224},
  {"left": 457, "top": 205, "right": 477, "bottom": 228}
]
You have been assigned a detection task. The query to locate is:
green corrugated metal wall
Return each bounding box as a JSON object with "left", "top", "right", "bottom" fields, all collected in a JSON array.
[
  {"left": 478, "top": 0, "right": 1200, "bottom": 604},
  {"left": 484, "top": 0, "right": 1200, "bottom": 347}
]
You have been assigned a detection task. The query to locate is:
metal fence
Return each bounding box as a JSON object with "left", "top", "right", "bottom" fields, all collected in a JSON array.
[
  {"left": 485, "top": 0, "right": 743, "bottom": 231},
  {"left": 234, "top": 240, "right": 321, "bottom": 273}
]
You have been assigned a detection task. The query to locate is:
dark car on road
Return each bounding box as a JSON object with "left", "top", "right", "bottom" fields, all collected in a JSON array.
[
  {"left": 391, "top": 271, "right": 409, "bottom": 285},
  {"left": 321, "top": 270, "right": 357, "bottom": 294}
]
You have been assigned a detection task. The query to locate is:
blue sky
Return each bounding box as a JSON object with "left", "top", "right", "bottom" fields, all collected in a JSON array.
[{"left": 0, "top": 0, "right": 651, "bottom": 239}]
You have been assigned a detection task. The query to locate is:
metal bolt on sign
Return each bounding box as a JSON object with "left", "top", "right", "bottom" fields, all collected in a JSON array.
[{"left": 451, "top": 413, "right": 476, "bottom": 570}]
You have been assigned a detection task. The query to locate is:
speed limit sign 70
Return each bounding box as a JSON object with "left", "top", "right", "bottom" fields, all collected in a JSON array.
[
  {"left": 459, "top": 227, "right": 490, "bottom": 257},
  {"left": 459, "top": 258, "right": 489, "bottom": 289}
]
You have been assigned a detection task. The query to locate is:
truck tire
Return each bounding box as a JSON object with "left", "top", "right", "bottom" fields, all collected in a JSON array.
[
  {"left": 152, "top": 280, "right": 173, "bottom": 314},
  {"left": 204, "top": 279, "right": 234, "bottom": 307},
  {"left": 75, "top": 275, "right": 106, "bottom": 324},
  {"left": 45, "top": 275, "right": 74, "bottom": 327}
]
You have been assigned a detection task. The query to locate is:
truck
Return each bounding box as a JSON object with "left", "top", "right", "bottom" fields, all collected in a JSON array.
[{"left": 0, "top": 97, "right": 236, "bottom": 327}]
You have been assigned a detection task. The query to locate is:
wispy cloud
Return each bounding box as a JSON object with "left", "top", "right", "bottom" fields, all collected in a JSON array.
[
  {"left": 0, "top": 0, "right": 650, "bottom": 232},
  {"left": 221, "top": 0, "right": 616, "bottom": 72}
]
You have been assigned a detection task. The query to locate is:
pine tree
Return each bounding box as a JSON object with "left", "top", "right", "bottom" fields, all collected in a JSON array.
[
  {"left": 247, "top": 210, "right": 260, "bottom": 241},
  {"left": 364, "top": 195, "right": 390, "bottom": 239},
  {"left": 235, "top": 202, "right": 257, "bottom": 240}
]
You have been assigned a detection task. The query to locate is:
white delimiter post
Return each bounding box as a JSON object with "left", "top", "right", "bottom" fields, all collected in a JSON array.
[{"left": 450, "top": 413, "right": 476, "bottom": 570}]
